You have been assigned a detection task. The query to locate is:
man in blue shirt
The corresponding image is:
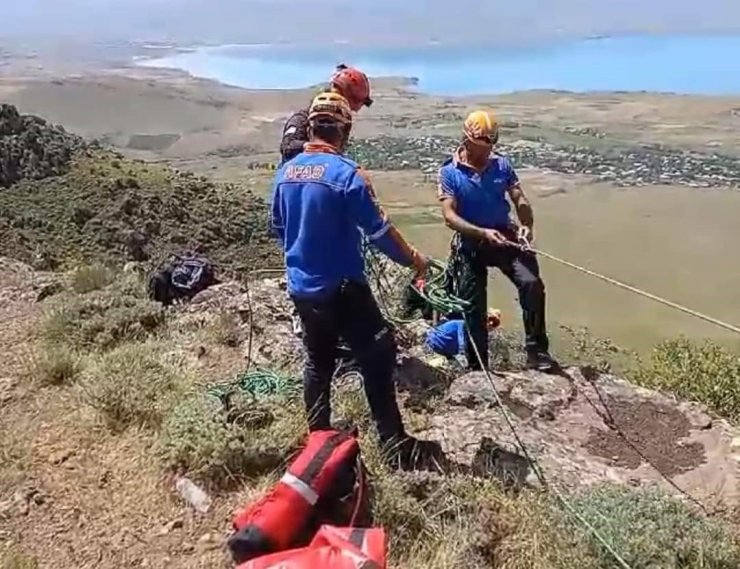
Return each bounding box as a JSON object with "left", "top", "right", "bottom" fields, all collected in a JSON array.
[
  {"left": 426, "top": 309, "right": 501, "bottom": 360},
  {"left": 270, "top": 91, "right": 435, "bottom": 468},
  {"left": 437, "top": 110, "right": 558, "bottom": 373}
]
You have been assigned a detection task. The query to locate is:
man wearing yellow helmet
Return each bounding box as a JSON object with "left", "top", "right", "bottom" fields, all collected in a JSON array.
[
  {"left": 437, "top": 110, "right": 558, "bottom": 373},
  {"left": 270, "top": 91, "right": 437, "bottom": 469}
]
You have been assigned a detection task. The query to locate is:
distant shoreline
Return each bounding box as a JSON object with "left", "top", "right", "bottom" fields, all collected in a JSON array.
[{"left": 134, "top": 34, "right": 740, "bottom": 97}]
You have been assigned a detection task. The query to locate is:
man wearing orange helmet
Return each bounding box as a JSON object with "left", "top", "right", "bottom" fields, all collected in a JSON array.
[
  {"left": 270, "top": 91, "right": 436, "bottom": 469},
  {"left": 279, "top": 64, "right": 372, "bottom": 165},
  {"left": 438, "top": 110, "right": 558, "bottom": 373}
]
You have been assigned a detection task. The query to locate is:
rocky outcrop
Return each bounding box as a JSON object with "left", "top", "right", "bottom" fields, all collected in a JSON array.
[
  {"left": 184, "top": 279, "right": 304, "bottom": 371},
  {"left": 0, "top": 104, "right": 86, "bottom": 187},
  {"left": 187, "top": 276, "right": 740, "bottom": 510},
  {"left": 422, "top": 367, "right": 739, "bottom": 509}
]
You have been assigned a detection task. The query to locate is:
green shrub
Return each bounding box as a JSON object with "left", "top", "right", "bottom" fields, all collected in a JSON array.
[
  {"left": 79, "top": 343, "right": 182, "bottom": 432},
  {"left": 567, "top": 485, "right": 740, "bottom": 569},
  {"left": 28, "top": 345, "right": 82, "bottom": 386},
  {"left": 41, "top": 275, "right": 164, "bottom": 351},
  {"left": 70, "top": 263, "right": 115, "bottom": 294},
  {"left": 158, "top": 393, "right": 305, "bottom": 489},
  {"left": 488, "top": 325, "right": 633, "bottom": 373},
  {"left": 634, "top": 338, "right": 740, "bottom": 422}
]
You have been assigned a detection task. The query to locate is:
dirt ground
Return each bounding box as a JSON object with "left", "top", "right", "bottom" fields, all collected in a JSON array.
[{"left": 0, "top": 265, "right": 249, "bottom": 568}]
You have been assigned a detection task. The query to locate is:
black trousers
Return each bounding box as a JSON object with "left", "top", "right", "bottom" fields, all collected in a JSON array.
[
  {"left": 445, "top": 231, "right": 549, "bottom": 370},
  {"left": 292, "top": 282, "right": 405, "bottom": 442}
]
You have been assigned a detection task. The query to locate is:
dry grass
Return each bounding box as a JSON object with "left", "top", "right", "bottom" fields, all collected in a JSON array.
[
  {"left": 78, "top": 342, "right": 186, "bottom": 432},
  {"left": 0, "top": 545, "right": 38, "bottom": 569},
  {"left": 158, "top": 392, "right": 305, "bottom": 490},
  {"left": 40, "top": 274, "right": 165, "bottom": 352},
  {"left": 205, "top": 312, "right": 243, "bottom": 347},
  {"left": 26, "top": 344, "right": 83, "bottom": 386},
  {"left": 70, "top": 263, "right": 115, "bottom": 294}
]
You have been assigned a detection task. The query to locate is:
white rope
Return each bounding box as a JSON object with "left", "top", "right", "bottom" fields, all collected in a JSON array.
[
  {"left": 248, "top": 243, "right": 740, "bottom": 336},
  {"left": 531, "top": 247, "right": 740, "bottom": 336}
]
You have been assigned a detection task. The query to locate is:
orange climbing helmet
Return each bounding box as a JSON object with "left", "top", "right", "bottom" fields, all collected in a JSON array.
[
  {"left": 308, "top": 91, "right": 353, "bottom": 125},
  {"left": 330, "top": 64, "right": 373, "bottom": 111},
  {"left": 463, "top": 110, "right": 500, "bottom": 146}
]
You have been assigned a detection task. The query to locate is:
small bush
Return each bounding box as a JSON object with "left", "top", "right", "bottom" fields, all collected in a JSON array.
[
  {"left": 567, "top": 485, "right": 740, "bottom": 568},
  {"left": 28, "top": 345, "right": 82, "bottom": 386},
  {"left": 41, "top": 275, "right": 165, "bottom": 351},
  {"left": 557, "top": 325, "right": 634, "bottom": 373},
  {"left": 480, "top": 489, "right": 599, "bottom": 569},
  {"left": 634, "top": 338, "right": 740, "bottom": 422},
  {"left": 488, "top": 325, "right": 633, "bottom": 373},
  {"left": 70, "top": 263, "right": 115, "bottom": 294},
  {"left": 79, "top": 343, "right": 183, "bottom": 432},
  {"left": 159, "top": 393, "right": 305, "bottom": 489},
  {"left": 207, "top": 313, "right": 243, "bottom": 347}
]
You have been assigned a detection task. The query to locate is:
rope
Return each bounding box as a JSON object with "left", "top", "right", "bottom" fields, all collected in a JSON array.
[
  {"left": 530, "top": 246, "right": 740, "bottom": 336},
  {"left": 464, "top": 324, "right": 634, "bottom": 569},
  {"left": 207, "top": 368, "right": 300, "bottom": 402}
]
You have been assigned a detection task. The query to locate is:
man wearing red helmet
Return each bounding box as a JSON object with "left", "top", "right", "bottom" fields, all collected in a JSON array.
[{"left": 279, "top": 64, "right": 372, "bottom": 165}]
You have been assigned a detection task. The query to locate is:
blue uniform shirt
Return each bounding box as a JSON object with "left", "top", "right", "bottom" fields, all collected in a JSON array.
[
  {"left": 437, "top": 150, "right": 519, "bottom": 230},
  {"left": 426, "top": 320, "right": 467, "bottom": 357},
  {"left": 270, "top": 145, "right": 414, "bottom": 299}
]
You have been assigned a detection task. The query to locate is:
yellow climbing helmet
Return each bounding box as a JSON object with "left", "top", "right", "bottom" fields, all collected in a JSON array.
[
  {"left": 308, "top": 91, "right": 353, "bottom": 125},
  {"left": 463, "top": 110, "right": 499, "bottom": 145}
]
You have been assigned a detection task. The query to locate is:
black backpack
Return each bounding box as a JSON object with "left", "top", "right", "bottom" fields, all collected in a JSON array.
[{"left": 147, "top": 251, "right": 218, "bottom": 305}]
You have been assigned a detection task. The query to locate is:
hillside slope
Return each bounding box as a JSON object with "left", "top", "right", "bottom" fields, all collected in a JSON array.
[{"left": 0, "top": 105, "right": 279, "bottom": 274}]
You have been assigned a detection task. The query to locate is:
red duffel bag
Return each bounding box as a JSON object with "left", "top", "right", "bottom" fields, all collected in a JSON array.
[
  {"left": 228, "top": 430, "right": 368, "bottom": 564},
  {"left": 236, "top": 525, "right": 387, "bottom": 569}
]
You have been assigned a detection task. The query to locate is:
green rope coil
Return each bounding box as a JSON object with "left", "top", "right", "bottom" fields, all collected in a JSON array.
[
  {"left": 411, "top": 258, "right": 471, "bottom": 316},
  {"left": 363, "top": 240, "right": 471, "bottom": 322},
  {"left": 207, "top": 368, "right": 301, "bottom": 403}
]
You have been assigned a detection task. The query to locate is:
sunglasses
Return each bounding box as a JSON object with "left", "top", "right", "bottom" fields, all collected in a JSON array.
[{"left": 467, "top": 135, "right": 493, "bottom": 146}]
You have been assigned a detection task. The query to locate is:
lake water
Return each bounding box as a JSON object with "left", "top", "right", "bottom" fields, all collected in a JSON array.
[{"left": 139, "top": 35, "right": 740, "bottom": 95}]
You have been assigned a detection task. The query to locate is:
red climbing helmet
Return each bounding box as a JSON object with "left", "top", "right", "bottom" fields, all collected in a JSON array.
[{"left": 330, "top": 64, "right": 372, "bottom": 111}]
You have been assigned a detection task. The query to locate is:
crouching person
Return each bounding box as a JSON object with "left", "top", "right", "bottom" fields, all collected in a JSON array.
[
  {"left": 426, "top": 309, "right": 501, "bottom": 367},
  {"left": 269, "top": 91, "right": 438, "bottom": 469}
]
